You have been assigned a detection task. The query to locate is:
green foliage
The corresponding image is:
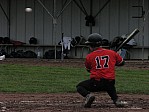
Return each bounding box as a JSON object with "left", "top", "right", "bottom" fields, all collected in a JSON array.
[{"left": 0, "top": 64, "right": 148, "bottom": 94}]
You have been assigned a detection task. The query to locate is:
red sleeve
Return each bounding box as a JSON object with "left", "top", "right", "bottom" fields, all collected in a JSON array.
[{"left": 115, "top": 52, "right": 123, "bottom": 65}]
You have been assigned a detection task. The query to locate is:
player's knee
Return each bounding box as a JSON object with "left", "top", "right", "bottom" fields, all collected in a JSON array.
[
  {"left": 76, "top": 86, "right": 88, "bottom": 97},
  {"left": 76, "top": 86, "right": 84, "bottom": 93},
  {"left": 76, "top": 85, "right": 81, "bottom": 91}
]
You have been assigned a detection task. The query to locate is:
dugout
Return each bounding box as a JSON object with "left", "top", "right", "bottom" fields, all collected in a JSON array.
[{"left": 0, "top": 0, "right": 149, "bottom": 60}]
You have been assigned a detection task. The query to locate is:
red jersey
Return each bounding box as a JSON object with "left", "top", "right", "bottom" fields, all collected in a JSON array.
[{"left": 85, "top": 48, "right": 123, "bottom": 80}]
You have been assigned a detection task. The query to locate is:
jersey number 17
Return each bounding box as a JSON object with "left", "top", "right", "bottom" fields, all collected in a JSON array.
[{"left": 95, "top": 55, "right": 109, "bottom": 69}]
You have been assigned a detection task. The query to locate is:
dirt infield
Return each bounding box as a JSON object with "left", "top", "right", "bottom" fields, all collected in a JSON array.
[
  {"left": 1, "top": 58, "right": 149, "bottom": 68},
  {"left": 0, "top": 58, "right": 149, "bottom": 112},
  {"left": 0, "top": 93, "right": 149, "bottom": 112}
]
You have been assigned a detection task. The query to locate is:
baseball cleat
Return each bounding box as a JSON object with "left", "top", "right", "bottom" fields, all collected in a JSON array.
[
  {"left": 84, "top": 94, "right": 95, "bottom": 108},
  {"left": 114, "top": 100, "right": 128, "bottom": 107}
]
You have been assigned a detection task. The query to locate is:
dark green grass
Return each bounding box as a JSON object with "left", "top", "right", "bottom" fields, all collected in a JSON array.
[
  {"left": 0, "top": 64, "right": 87, "bottom": 93},
  {"left": 116, "top": 68, "right": 149, "bottom": 94},
  {"left": 0, "top": 64, "right": 148, "bottom": 94}
]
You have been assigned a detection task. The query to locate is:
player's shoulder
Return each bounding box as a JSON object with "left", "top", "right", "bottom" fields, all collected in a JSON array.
[
  {"left": 86, "top": 52, "right": 92, "bottom": 57},
  {"left": 87, "top": 48, "right": 116, "bottom": 56},
  {"left": 86, "top": 51, "right": 95, "bottom": 58},
  {"left": 102, "top": 49, "right": 119, "bottom": 57}
]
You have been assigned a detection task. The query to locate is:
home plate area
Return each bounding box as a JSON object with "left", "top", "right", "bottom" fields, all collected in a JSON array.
[{"left": 0, "top": 93, "right": 149, "bottom": 112}]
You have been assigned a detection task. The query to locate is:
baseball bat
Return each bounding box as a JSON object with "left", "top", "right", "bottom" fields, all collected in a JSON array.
[{"left": 115, "top": 28, "right": 140, "bottom": 52}]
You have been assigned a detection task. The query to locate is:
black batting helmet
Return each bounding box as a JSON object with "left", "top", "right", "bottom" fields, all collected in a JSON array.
[{"left": 85, "top": 33, "right": 102, "bottom": 47}]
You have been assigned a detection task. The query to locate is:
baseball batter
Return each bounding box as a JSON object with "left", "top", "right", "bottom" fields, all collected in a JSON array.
[{"left": 76, "top": 33, "right": 127, "bottom": 108}]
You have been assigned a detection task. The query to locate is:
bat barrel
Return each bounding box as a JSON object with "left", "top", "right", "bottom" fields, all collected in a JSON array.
[{"left": 115, "top": 28, "right": 140, "bottom": 52}]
